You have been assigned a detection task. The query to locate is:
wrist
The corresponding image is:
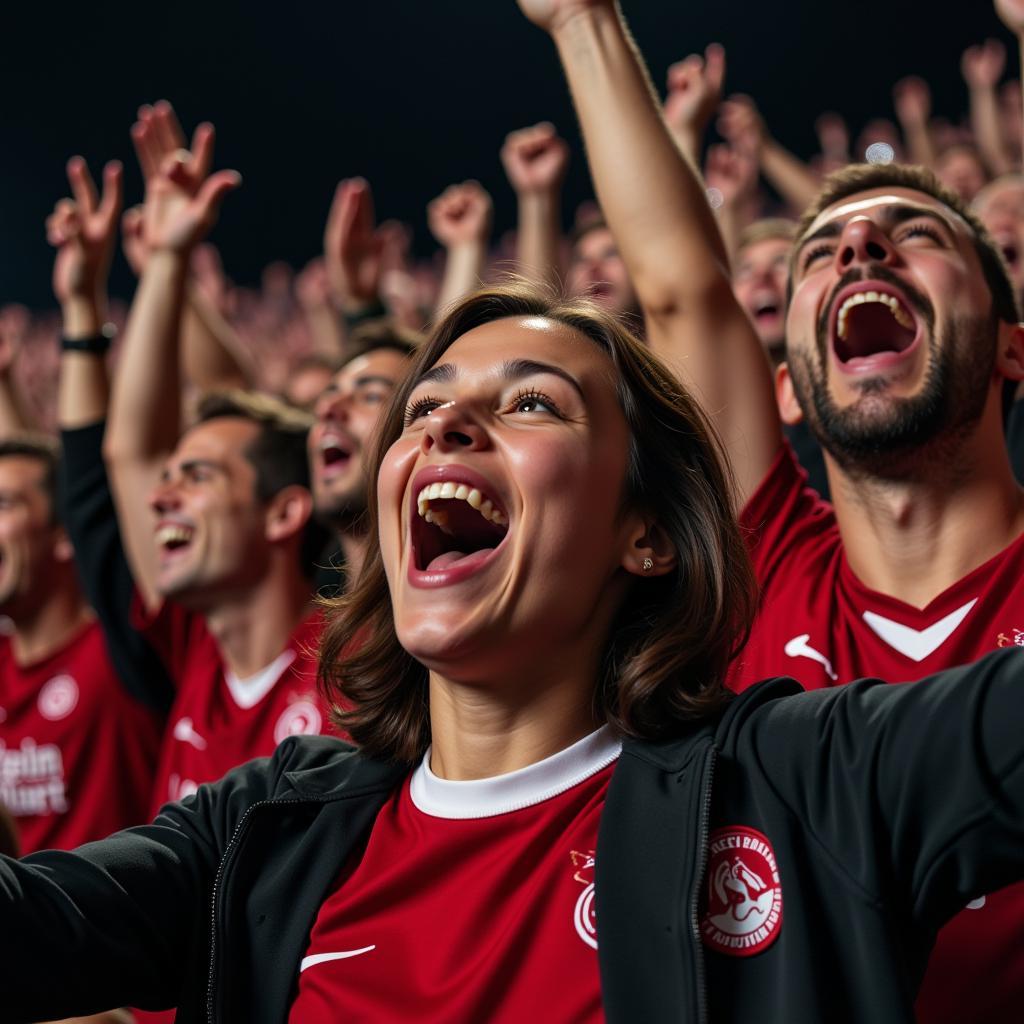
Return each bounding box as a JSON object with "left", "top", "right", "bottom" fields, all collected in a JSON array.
[
  {"left": 61, "top": 294, "right": 107, "bottom": 339},
  {"left": 548, "top": 2, "right": 617, "bottom": 44}
]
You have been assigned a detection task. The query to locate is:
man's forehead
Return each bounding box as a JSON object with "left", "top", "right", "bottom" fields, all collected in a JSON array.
[
  {"left": 176, "top": 417, "right": 259, "bottom": 460},
  {"left": 333, "top": 349, "right": 408, "bottom": 389},
  {"left": 801, "top": 188, "right": 969, "bottom": 243}
]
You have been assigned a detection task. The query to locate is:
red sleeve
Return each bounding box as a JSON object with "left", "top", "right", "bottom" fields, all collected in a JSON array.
[
  {"left": 129, "top": 591, "right": 211, "bottom": 686},
  {"left": 740, "top": 441, "right": 837, "bottom": 589}
]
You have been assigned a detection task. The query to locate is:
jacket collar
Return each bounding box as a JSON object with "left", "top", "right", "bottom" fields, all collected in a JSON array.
[{"left": 282, "top": 747, "right": 409, "bottom": 801}]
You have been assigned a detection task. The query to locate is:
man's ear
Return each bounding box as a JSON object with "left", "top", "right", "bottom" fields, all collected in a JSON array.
[
  {"left": 775, "top": 361, "right": 803, "bottom": 426},
  {"left": 995, "top": 321, "right": 1024, "bottom": 382},
  {"left": 620, "top": 515, "right": 676, "bottom": 578},
  {"left": 265, "top": 485, "right": 314, "bottom": 544},
  {"left": 53, "top": 527, "right": 74, "bottom": 565}
]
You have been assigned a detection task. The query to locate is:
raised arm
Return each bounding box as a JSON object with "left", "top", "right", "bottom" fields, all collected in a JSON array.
[
  {"left": 516, "top": 0, "right": 781, "bottom": 503},
  {"left": 0, "top": 315, "right": 35, "bottom": 435},
  {"left": 962, "top": 40, "right": 1014, "bottom": 177},
  {"left": 500, "top": 122, "right": 569, "bottom": 290},
  {"left": 428, "top": 180, "right": 493, "bottom": 314},
  {"left": 893, "top": 76, "right": 938, "bottom": 169},
  {"left": 704, "top": 143, "right": 760, "bottom": 262},
  {"left": 662, "top": 44, "right": 725, "bottom": 169},
  {"left": 48, "top": 157, "right": 122, "bottom": 429},
  {"left": 997, "top": 0, "right": 1024, "bottom": 164},
  {"left": 103, "top": 101, "right": 239, "bottom": 610},
  {"left": 719, "top": 94, "right": 820, "bottom": 214}
]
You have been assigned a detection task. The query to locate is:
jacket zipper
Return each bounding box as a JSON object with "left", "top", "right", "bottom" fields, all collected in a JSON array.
[
  {"left": 205, "top": 797, "right": 307, "bottom": 1024},
  {"left": 689, "top": 746, "right": 716, "bottom": 1024}
]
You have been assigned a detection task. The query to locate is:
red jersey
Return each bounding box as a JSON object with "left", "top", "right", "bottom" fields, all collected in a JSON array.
[
  {"left": 732, "top": 443, "right": 1024, "bottom": 1024},
  {"left": 289, "top": 727, "right": 621, "bottom": 1024},
  {"left": 0, "top": 621, "right": 162, "bottom": 854},
  {"left": 137, "top": 601, "right": 327, "bottom": 812}
]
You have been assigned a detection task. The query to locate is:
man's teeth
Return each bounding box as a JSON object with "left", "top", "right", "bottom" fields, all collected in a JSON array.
[
  {"left": 155, "top": 525, "right": 192, "bottom": 547},
  {"left": 836, "top": 291, "right": 914, "bottom": 340},
  {"left": 416, "top": 483, "right": 508, "bottom": 528}
]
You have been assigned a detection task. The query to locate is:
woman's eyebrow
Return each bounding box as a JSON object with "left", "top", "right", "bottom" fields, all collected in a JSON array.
[{"left": 410, "top": 358, "right": 586, "bottom": 402}]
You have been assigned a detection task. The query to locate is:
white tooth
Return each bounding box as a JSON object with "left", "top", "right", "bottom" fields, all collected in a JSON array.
[
  {"left": 491, "top": 509, "right": 507, "bottom": 526},
  {"left": 440, "top": 482, "right": 457, "bottom": 499},
  {"left": 466, "top": 488, "right": 483, "bottom": 509},
  {"left": 428, "top": 482, "right": 443, "bottom": 499},
  {"left": 865, "top": 290, "right": 879, "bottom": 302},
  {"left": 418, "top": 498, "right": 428, "bottom": 516},
  {"left": 424, "top": 510, "right": 435, "bottom": 524},
  {"left": 454, "top": 484, "right": 469, "bottom": 500},
  {"left": 418, "top": 486, "right": 430, "bottom": 505},
  {"left": 478, "top": 499, "right": 493, "bottom": 518}
]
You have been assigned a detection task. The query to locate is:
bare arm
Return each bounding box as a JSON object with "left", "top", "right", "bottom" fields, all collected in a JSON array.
[
  {"left": 517, "top": 0, "right": 781, "bottom": 504},
  {"left": 704, "top": 142, "right": 760, "bottom": 262},
  {"left": 662, "top": 44, "right": 725, "bottom": 169},
  {"left": 893, "top": 76, "right": 938, "bottom": 169},
  {"left": 48, "top": 157, "right": 123, "bottom": 429},
  {"left": 720, "top": 94, "right": 820, "bottom": 214},
  {"left": 429, "top": 180, "right": 493, "bottom": 314},
  {"left": 104, "top": 101, "right": 240, "bottom": 610},
  {"left": 0, "top": 319, "right": 35, "bottom": 435},
  {"left": 962, "top": 40, "right": 1013, "bottom": 177},
  {"left": 295, "top": 258, "right": 346, "bottom": 358},
  {"left": 501, "top": 122, "right": 569, "bottom": 290}
]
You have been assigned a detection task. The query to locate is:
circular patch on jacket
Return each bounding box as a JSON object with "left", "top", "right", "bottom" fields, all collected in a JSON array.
[
  {"left": 700, "top": 825, "right": 783, "bottom": 957},
  {"left": 274, "top": 699, "right": 322, "bottom": 745},
  {"left": 38, "top": 674, "right": 79, "bottom": 721}
]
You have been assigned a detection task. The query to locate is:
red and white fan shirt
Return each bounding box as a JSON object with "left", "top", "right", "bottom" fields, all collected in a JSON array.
[
  {"left": 732, "top": 442, "right": 1024, "bottom": 1024},
  {"left": 289, "top": 727, "right": 621, "bottom": 1024},
  {"left": 135, "top": 601, "right": 328, "bottom": 813},
  {"left": 0, "top": 621, "right": 163, "bottom": 854}
]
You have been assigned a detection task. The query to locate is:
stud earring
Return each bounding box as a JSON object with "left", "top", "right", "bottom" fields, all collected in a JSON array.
[{"left": 642, "top": 557, "right": 654, "bottom": 572}]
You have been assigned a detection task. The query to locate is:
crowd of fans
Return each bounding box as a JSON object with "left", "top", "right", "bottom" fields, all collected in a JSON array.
[{"left": 3, "top": 1, "right": 1024, "bottom": 1022}]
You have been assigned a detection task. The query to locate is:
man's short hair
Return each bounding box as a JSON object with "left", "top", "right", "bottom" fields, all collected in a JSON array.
[
  {"left": 0, "top": 435, "right": 61, "bottom": 525},
  {"left": 972, "top": 173, "right": 1024, "bottom": 213},
  {"left": 736, "top": 218, "right": 797, "bottom": 256},
  {"left": 794, "top": 163, "right": 1020, "bottom": 324}
]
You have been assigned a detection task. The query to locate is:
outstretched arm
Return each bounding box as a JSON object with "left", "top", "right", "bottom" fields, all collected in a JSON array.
[
  {"left": 517, "top": 0, "right": 781, "bottom": 504},
  {"left": 662, "top": 44, "right": 725, "bottom": 169},
  {"left": 500, "top": 122, "right": 569, "bottom": 290},
  {"left": 997, "top": 0, "right": 1024, "bottom": 165},
  {"left": 893, "top": 76, "right": 938, "bottom": 170},
  {"left": 429, "top": 180, "right": 493, "bottom": 314},
  {"left": 962, "top": 40, "right": 1014, "bottom": 177},
  {"left": 103, "top": 101, "right": 240, "bottom": 611},
  {"left": 0, "top": 315, "right": 35, "bottom": 435}
]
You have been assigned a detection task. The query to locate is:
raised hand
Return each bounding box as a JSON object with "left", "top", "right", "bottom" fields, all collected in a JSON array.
[
  {"left": 704, "top": 143, "right": 758, "bottom": 207},
  {"left": 323, "top": 178, "right": 386, "bottom": 312},
  {"left": 893, "top": 76, "right": 932, "bottom": 127},
  {"left": 515, "top": 0, "right": 611, "bottom": 32},
  {"left": 718, "top": 94, "right": 766, "bottom": 154},
  {"left": 962, "top": 40, "right": 1007, "bottom": 91},
  {"left": 663, "top": 45, "right": 726, "bottom": 142},
  {"left": 501, "top": 122, "right": 570, "bottom": 196},
  {"left": 121, "top": 205, "right": 147, "bottom": 276},
  {"left": 428, "top": 181, "right": 494, "bottom": 248},
  {"left": 45, "top": 157, "right": 123, "bottom": 306},
  {"left": 130, "top": 100, "right": 240, "bottom": 253},
  {"left": 996, "top": 0, "right": 1024, "bottom": 35}
]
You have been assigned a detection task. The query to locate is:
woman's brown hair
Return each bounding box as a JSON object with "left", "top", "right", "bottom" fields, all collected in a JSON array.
[{"left": 319, "top": 282, "right": 757, "bottom": 763}]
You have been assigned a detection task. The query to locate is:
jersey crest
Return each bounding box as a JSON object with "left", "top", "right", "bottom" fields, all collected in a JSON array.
[{"left": 570, "top": 849, "right": 598, "bottom": 949}]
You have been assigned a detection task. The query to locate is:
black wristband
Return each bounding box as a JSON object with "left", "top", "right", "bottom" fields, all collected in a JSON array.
[{"left": 62, "top": 325, "right": 115, "bottom": 354}]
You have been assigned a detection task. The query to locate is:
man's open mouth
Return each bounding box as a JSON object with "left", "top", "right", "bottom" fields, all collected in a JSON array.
[
  {"left": 831, "top": 286, "right": 918, "bottom": 365},
  {"left": 411, "top": 480, "right": 509, "bottom": 573},
  {"left": 753, "top": 297, "right": 782, "bottom": 324},
  {"left": 319, "top": 435, "right": 355, "bottom": 474},
  {"left": 155, "top": 523, "right": 194, "bottom": 555}
]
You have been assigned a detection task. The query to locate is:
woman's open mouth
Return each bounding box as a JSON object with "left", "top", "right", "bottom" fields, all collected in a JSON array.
[{"left": 407, "top": 468, "right": 510, "bottom": 587}]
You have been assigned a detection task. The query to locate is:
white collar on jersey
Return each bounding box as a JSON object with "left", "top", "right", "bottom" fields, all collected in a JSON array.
[
  {"left": 410, "top": 725, "right": 621, "bottom": 820},
  {"left": 223, "top": 648, "right": 297, "bottom": 710}
]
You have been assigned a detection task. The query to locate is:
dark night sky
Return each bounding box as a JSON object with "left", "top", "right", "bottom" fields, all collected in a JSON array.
[{"left": 0, "top": 1, "right": 1014, "bottom": 308}]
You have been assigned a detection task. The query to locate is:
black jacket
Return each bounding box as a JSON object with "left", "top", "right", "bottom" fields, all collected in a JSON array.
[{"left": 2, "top": 650, "right": 1022, "bottom": 1023}]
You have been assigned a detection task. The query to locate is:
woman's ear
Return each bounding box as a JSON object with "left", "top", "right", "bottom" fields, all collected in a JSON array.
[
  {"left": 621, "top": 516, "right": 676, "bottom": 578},
  {"left": 775, "top": 361, "right": 803, "bottom": 426},
  {"left": 264, "top": 485, "right": 314, "bottom": 543}
]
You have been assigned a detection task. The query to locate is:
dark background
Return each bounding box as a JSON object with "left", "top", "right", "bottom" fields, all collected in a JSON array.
[{"left": 0, "top": 1, "right": 1015, "bottom": 308}]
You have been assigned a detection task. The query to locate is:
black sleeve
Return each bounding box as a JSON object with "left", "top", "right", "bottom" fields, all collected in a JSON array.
[
  {"left": 747, "top": 648, "right": 1024, "bottom": 933},
  {"left": 0, "top": 752, "right": 277, "bottom": 1022},
  {"left": 59, "top": 420, "right": 175, "bottom": 713}
]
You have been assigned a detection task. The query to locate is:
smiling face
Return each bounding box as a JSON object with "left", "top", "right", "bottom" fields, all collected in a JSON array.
[
  {"left": 308, "top": 349, "right": 410, "bottom": 530},
  {"left": 377, "top": 317, "right": 636, "bottom": 680},
  {"left": 567, "top": 227, "right": 639, "bottom": 317},
  {"left": 785, "top": 186, "right": 1003, "bottom": 473},
  {"left": 0, "top": 456, "right": 70, "bottom": 618},
  {"left": 733, "top": 236, "right": 792, "bottom": 356},
  {"left": 149, "top": 417, "right": 273, "bottom": 606},
  {"left": 974, "top": 177, "right": 1024, "bottom": 302}
]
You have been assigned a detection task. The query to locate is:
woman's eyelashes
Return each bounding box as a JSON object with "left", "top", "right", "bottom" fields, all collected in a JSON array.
[{"left": 403, "top": 386, "right": 565, "bottom": 426}]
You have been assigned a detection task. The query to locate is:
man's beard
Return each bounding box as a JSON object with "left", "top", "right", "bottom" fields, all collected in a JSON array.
[
  {"left": 315, "top": 483, "right": 369, "bottom": 534},
  {"left": 788, "top": 306, "right": 997, "bottom": 481}
]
